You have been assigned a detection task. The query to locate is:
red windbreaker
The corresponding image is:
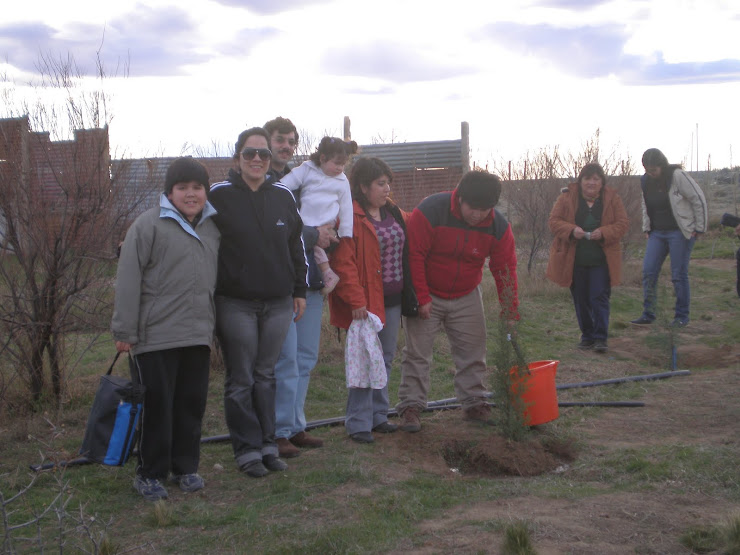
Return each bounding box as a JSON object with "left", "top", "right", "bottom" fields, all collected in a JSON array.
[{"left": 407, "top": 189, "right": 519, "bottom": 317}]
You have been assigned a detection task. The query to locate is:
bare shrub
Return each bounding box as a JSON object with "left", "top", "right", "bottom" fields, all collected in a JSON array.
[{"left": 0, "top": 51, "right": 157, "bottom": 410}]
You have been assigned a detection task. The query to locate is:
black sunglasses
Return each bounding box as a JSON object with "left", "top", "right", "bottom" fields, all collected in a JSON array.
[{"left": 241, "top": 148, "right": 272, "bottom": 161}]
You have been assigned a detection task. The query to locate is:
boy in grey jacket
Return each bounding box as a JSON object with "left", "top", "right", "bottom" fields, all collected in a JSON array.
[{"left": 112, "top": 157, "right": 220, "bottom": 501}]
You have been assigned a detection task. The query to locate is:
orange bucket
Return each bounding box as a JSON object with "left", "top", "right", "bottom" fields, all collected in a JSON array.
[{"left": 509, "top": 360, "right": 559, "bottom": 426}]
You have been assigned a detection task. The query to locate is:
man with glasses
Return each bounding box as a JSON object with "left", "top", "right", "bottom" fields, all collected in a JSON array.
[
  {"left": 264, "top": 117, "right": 338, "bottom": 458},
  {"left": 264, "top": 116, "right": 299, "bottom": 182}
]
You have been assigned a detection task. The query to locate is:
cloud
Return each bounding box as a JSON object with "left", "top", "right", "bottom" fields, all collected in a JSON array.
[
  {"left": 211, "top": 0, "right": 332, "bottom": 15},
  {"left": 0, "top": 5, "right": 279, "bottom": 78},
  {"left": 478, "top": 22, "right": 740, "bottom": 85},
  {"left": 530, "top": 0, "right": 612, "bottom": 8},
  {"left": 343, "top": 84, "right": 397, "bottom": 96},
  {"left": 84, "top": 6, "right": 210, "bottom": 76},
  {"left": 0, "top": 22, "right": 60, "bottom": 73},
  {"left": 321, "top": 41, "right": 477, "bottom": 84}
]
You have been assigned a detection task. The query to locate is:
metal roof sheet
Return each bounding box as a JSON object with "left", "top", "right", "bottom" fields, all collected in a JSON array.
[{"left": 354, "top": 140, "right": 463, "bottom": 172}]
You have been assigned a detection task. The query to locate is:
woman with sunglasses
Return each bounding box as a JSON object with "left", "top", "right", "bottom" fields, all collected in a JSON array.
[{"left": 209, "top": 127, "right": 308, "bottom": 478}]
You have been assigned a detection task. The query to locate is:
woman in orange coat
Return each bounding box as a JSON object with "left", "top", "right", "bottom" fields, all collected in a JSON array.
[
  {"left": 329, "top": 157, "right": 418, "bottom": 443},
  {"left": 546, "top": 163, "right": 629, "bottom": 353}
]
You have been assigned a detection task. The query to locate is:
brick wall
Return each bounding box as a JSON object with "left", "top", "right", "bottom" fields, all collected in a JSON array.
[{"left": 390, "top": 167, "right": 464, "bottom": 211}]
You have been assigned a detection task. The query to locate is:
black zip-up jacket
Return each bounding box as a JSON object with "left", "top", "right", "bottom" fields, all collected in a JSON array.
[{"left": 210, "top": 169, "right": 308, "bottom": 300}]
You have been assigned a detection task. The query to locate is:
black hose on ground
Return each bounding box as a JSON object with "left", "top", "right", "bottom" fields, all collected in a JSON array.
[
  {"left": 427, "top": 370, "right": 691, "bottom": 405},
  {"left": 33, "top": 370, "right": 680, "bottom": 469},
  {"left": 201, "top": 399, "right": 646, "bottom": 443},
  {"left": 556, "top": 369, "right": 690, "bottom": 390}
]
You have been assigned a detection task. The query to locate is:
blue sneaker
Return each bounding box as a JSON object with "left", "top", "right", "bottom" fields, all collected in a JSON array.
[
  {"left": 171, "top": 473, "right": 204, "bottom": 492},
  {"left": 133, "top": 475, "right": 168, "bottom": 501}
]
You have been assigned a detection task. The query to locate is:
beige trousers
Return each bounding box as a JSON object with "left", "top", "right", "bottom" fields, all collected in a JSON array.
[{"left": 396, "top": 286, "right": 488, "bottom": 412}]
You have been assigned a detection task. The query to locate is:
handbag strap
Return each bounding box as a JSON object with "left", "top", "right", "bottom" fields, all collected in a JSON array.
[
  {"left": 106, "top": 352, "right": 122, "bottom": 376},
  {"left": 128, "top": 352, "right": 143, "bottom": 386}
]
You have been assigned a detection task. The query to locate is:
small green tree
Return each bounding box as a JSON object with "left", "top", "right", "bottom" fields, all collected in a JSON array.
[{"left": 489, "top": 280, "right": 530, "bottom": 441}]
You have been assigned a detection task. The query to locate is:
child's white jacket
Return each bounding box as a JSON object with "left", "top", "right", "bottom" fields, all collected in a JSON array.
[{"left": 279, "top": 160, "right": 353, "bottom": 238}]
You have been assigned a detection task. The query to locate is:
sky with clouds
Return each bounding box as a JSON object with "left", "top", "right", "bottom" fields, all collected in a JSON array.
[{"left": 2, "top": 0, "right": 740, "bottom": 171}]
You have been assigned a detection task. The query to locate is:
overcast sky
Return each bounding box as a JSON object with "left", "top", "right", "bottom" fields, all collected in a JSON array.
[{"left": 2, "top": 0, "right": 740, "bottom": 172}]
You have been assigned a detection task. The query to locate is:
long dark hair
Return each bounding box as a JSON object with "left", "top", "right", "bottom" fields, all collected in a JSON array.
[
  {"left": 642, "top": 148, "right": 682, "bottom": 181},
  {"left": 349, "top": 157, "right": 393, "bottom": 210}
]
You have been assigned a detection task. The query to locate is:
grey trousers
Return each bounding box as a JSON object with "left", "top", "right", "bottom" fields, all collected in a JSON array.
[
  {"left": 216, "top": 295, "right": 294, "bottom": 468},
  {"left": 345, "top": 304, "right": 402, "bottom": 435}
]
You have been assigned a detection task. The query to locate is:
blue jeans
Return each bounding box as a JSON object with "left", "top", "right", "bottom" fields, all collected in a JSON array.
[
  {"left": 274, "top": 289, "right": 324, "bottom": 439},
  {"left": 216, "top": 295, "right": 294, "bottom": 468},
  {"left": 570, "top": 265, "right": 611, "bottom": 342},
  {"left": 345, "top": 304, "right": 402, "bottom": 435},
  {"left": 640, "top": 230, "right": 696, "bottom": 321}
]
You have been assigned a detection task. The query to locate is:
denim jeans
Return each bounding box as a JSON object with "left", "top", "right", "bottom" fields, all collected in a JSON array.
[
  {"left": 345, "top": 304, "right": 402, "bottom": 435},
  {"left": 216, "top": 295, "right": 294, "bottom": 468},
  {"left": 274, "top": 289, "right": 324, "bottom": 439},
  {"left": 570, "top": 265, "right": 611, "bottom": 342},
  {"left": 640, "top": 230, "right": 696, "bottom": 321}
]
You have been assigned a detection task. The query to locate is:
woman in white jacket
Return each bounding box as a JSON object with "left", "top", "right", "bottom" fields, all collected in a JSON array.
[{"left": 631, "top": 148, "right": 707, "bottom": 328}]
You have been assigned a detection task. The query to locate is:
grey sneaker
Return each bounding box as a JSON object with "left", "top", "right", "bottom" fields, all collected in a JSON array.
[
  {"left": 171, "top": 473, "right": 204, "bottom": 493},
  {"left": 241, "top": 460, "right": 269, "bottom": 478},
  {"left": 262, "top": 454, "right": 288, "bottom": 472},
  {"left": 133, "top": 475, "right": 168, "bottom": 501},
  {"left": 670, "top": 318, "right": 688, "bottom": 328}
]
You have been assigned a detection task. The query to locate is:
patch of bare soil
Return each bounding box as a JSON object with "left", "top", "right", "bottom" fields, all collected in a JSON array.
[
  {"left": 441, "top": 435, "right": 575, "bottom": 477},
  {"left": 355, "top": 317, "right": 740, "bottom": 554}
]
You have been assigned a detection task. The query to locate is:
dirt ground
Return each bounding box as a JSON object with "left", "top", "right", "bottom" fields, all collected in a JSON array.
[{"left": 342, "top": 325, "right": 740, "bottom": 554}]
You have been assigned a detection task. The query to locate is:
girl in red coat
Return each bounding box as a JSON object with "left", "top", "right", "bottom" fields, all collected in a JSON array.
[{"left": 329, "top": 157, "right": 418, "bottom": 443}]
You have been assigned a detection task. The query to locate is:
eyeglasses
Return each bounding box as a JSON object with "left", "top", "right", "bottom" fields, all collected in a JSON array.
[{"left": 241, "top": 148, "right": 272, "bottom": 161}]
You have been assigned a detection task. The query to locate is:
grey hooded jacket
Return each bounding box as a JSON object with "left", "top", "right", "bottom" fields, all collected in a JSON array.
[{"left": 111, "top": 194, "right": 221, "bottom": 355}]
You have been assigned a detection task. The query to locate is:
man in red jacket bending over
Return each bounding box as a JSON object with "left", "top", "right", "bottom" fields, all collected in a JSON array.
[{"left": 396, "top": 170, "right": 519, "bottom": 433}]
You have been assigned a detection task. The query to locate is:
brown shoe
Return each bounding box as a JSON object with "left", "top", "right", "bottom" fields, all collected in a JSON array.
[
  {"left": 290, "top": 431, "right": 324, "bottom": 448},
  {"left": 399, "top": 408, "right": 421, "bottom": 433},
  {"left": 276, "top": 437, "right": 300, "bottom": 458},
  {"left": 463, "top": 403, "right": 492, "bottom": 422}
]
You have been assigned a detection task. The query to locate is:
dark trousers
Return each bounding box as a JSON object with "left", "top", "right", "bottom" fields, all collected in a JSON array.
[
  {"left": 570, "top": 265, "right": 611, "bottom": 342},
  {"left": 134, "top": 345, "right": 211, "bottom": 480}
]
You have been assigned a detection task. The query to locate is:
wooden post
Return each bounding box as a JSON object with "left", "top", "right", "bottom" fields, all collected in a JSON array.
[
  {"left": 461, "top": 121, "right": 470, "bottom": 174},
  {"left": 343, "top": 116, "right": 351, "bottom": 141}
]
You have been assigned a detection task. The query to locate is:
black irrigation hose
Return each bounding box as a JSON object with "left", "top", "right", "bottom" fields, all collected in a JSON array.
[
  {"left": 202, "top": 399, "right": 646, "bottom": 444},
  {"left": 32, "top": 371, "right": 681, "bottom": 470},
  {"left": 556, "top": 369, "right": 690, "bottom": 390},
  {"left": 427, "top": 369, "right": 692, "bottom": 404}
]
